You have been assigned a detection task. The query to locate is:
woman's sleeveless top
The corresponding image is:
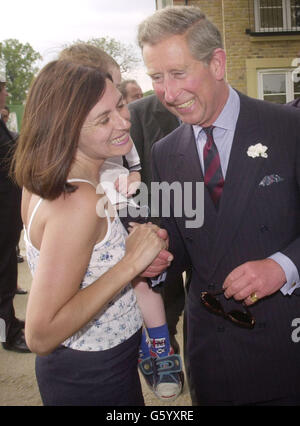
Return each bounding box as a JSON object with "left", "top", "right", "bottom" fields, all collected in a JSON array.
[{"left": 24, "top": 179, "right": 143, "bottom": 351}]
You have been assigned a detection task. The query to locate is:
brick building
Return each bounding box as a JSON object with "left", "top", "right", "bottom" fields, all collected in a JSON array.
[{"left": 156, "top": 0, "right": 300, "bottom": 103}]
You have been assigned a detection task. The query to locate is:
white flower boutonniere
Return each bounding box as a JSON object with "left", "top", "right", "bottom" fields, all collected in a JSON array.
[{"left": 247, "top": 143, "right": 268, "bottom": 159}]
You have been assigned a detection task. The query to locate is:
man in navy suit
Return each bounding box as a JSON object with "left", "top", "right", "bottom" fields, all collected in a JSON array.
[{"left": 137, "top": 6, "right": 300, "bottom": 405}]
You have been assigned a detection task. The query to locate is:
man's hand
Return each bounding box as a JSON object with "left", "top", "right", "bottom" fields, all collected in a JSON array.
[
  {"left": 128, "top": 223, "right": 173, "bottom": 278},
  {"left": 223, "top": 258, "right": 286, "bottom": 305}
]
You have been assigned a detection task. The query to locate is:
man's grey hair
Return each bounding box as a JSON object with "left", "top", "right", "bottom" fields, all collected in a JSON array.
[{"left": 137, "top": 5, "right": 223, "bottom": 64}]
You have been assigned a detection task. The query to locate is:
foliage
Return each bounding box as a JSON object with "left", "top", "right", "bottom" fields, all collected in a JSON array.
[
  {"left": 143, "top": 89, "right": 155, "bottom": 97},
  {"left": 0, "top": 39, "right": 42, "bottom": 104},
  {"left": 70, "top": 36, "right": 141, "bottom": 74}
]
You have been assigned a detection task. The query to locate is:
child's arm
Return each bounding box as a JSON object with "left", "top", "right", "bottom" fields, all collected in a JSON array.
[
  {"left": 115, "top": 170, "right": 141, "bottom": 197},
  {"left": 114, "top": 141, "right": 142, "bottom": 197},
  {"left": 132, "top": 278, "right": 166, "bottom": 328},
  {"left": 125, "top": 142, "right": 141, "bottom": 172}
]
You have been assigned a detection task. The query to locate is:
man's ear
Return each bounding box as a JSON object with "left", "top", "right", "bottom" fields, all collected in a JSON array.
[{"left": 209, "top": 48, "right": 226, "bottom": 81}]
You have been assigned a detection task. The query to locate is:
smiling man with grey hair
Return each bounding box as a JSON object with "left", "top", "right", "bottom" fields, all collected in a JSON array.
[{"left": 137, "top": 5, "right": 300, "bottom": 406}]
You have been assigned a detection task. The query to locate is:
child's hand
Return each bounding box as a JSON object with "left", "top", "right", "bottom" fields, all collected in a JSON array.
[{"left": 114, "top": 171, "right": 141, "bottom": 197}]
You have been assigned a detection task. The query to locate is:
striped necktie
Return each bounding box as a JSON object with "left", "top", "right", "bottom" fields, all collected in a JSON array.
[{"left": 203, "top": 126, "right": 224, "bottom": 208}]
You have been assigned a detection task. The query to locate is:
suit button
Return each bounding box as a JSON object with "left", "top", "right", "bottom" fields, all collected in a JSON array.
[{"left": 260, "top": 225, "right": 269, "bottom": 233}]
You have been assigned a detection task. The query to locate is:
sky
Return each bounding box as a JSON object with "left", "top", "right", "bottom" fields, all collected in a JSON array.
[{"left": 0, "top": 0, "right": 156, "bottom": 91}]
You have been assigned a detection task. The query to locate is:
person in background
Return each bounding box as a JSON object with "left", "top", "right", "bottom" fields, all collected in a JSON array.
[
  {"left": 1, "top": 106, "right": 27, "bottom": 280},
  {"left": 137, "top": 5, "right": 300, "bottom": 405},
  {"left": 0, "top": 72, "right": 29, "bottom": 352},
  {"left": 119, "top": 79, "right": 143, "bottom": 104},
  {"left": 1, "top": 106, "right": 9, "bottom": 122},
  {"left": 1, "top": 106, "right": 18, "bottom": 140}
]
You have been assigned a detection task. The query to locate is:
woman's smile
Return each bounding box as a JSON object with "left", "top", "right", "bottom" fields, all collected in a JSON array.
[{"left": 110, "top": 133, "right": 130, "bottom": 146}]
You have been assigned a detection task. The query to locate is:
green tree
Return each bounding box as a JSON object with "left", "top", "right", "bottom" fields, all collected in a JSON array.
[
  {"left": 0, "top": 39, "right": 42, "bottom": 104},
  {"left": 143, "top": 89, "right": 155, "bottom": 97},
  {"left": 71, "top": 37, "right": 141, "bottom": 74}
]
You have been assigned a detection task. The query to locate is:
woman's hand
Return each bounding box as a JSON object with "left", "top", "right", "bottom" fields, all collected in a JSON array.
[
  {"left": 128, "top": 223, "right": 173, "bottom": 277},
  {"left": 125, "top": 223, "right": 168, "bottom": 275}
]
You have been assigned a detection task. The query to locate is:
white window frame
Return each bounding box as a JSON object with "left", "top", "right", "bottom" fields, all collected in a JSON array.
[
  {"left": 257, "top": 68, "right": 299, "bottom": 102},
  {"left": 156, "top": 0, "right": 173, "bottom": 10},
  {"left": 254, "top": 0, "right": 300, "bottom": 31}
]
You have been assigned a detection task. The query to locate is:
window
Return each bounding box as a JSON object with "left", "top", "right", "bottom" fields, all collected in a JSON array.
[
  {"left": 254, "top": 0, "right": 300, "bottom": 32},
  {"left": 156, "top": 0, "right": 173, "bottom": 10},
  {"left": 258, "top": 68, "right": 300, "bottom": 102}
]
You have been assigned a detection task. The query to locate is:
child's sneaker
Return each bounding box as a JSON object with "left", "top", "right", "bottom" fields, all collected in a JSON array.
[
  {"left": 138, "top": 356, "right": 154, "bottom": 389},
  {"left": 151, "top": 348, "right": 184, "bottom": 402},
  {"left": 138, "top": 326, "right": 184, "bottom": 402}
]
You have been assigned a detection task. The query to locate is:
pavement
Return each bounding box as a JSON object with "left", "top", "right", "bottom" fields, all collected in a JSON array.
[{"left": 0, "top": 235, "right": 192, "bottom": 406}]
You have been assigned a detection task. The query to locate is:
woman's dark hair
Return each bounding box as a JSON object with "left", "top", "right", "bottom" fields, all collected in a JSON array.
[{"left": 11, "top": 60, "right": 110, "bottom": 200}]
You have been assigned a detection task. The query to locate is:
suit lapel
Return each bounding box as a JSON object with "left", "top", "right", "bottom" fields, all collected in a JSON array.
[
  {"left": 154, "top": 112, "right": 179, "bottom": 137},
  {"left": 210, "top": 94, "right": 266, "bottom": 275},
  {"left": 173, "top": 124, "right": 217, "bottom": 236}
]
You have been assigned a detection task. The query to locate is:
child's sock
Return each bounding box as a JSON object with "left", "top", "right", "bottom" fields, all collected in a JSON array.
[
  {"left": 148, "top": 324, "right": 171, "bottom": 358},
  {"left": 138, "top": 327, "right": 151, "bottom": 361}
]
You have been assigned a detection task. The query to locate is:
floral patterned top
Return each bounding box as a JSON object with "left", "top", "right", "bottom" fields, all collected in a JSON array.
[{"left": 24, "top": 179, "right": 143, "bottom": 352}]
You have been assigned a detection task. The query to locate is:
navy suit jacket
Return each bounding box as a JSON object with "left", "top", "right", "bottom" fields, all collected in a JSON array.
[
  {"left": 128, "top": 94, "right": 180, "bottom": 189},
  {"left": 152, "top": 91, "right": 300, "bottom": 404}
]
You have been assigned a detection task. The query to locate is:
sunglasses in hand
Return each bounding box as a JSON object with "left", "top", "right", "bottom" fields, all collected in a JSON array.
[{"left": 200, "top": 289, "right": 255, "bottom": 329}]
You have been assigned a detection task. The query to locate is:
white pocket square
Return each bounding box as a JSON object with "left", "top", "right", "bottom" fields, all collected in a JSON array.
[{"left": 259, "top": 174, "right": 284, "bottom": 187}]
